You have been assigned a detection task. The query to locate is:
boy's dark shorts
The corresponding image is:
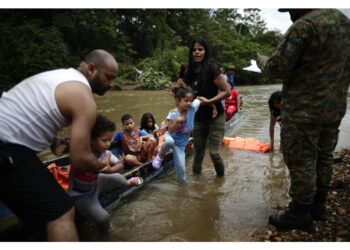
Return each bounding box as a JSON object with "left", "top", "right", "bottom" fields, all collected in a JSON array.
[{"left": 0, "top": 141, "right": 74, "bottom": 225}]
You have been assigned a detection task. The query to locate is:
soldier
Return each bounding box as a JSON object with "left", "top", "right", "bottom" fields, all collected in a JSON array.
[{"left": 257, "top": 9, "right": 350, "bottom": 231}]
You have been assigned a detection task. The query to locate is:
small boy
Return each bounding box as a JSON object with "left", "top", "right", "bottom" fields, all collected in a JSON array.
[
  {"left": 113, "top": 114, "right": 157, "bottom": 167},
  {"left": 68, "top": 114, "right": 143, "bottom": 230}
]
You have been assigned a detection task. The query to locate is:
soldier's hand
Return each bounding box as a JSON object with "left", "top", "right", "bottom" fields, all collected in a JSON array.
[{"left": 256, "top": 55, "right": 269, "bottom": 70}]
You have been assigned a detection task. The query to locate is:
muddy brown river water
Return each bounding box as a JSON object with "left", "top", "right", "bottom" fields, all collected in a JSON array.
[{"left": 40, "top": 84, "right": 350, "bottom": 241}]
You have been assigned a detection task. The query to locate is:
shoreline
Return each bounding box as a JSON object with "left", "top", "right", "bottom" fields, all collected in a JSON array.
[{"left": 251, "top": 149, "right": 350, "bottom": 242}]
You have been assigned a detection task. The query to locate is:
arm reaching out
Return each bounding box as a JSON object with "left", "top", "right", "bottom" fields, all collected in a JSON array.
[
  {"left": 269, "top": 115, "right": 277, "bottom": 151},
  {"left": 167, "top": 114, "right": 186, "bottom": 134},
  {"left": 197, "top": 96, "right": 217, "bottom": 118},
  {"left": 55, "top": 81, "right": 107, "bottom": 172}
]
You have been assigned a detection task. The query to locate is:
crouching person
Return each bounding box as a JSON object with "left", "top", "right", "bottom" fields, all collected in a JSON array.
[{"left": 0, "top": 49, "right": 119, "bottom": 241}]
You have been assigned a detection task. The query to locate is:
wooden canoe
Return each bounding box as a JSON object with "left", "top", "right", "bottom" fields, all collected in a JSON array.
[{"left": 0, "top": 111, "right": 244, "bottom": 241}]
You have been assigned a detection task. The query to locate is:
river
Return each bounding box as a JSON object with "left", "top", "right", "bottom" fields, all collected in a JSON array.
[{"left": 41, "top": 84, "right": 350, "bottom": 241}]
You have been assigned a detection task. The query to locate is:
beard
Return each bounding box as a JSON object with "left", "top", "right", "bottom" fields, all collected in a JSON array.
[{"left": 90, "top": 74, "right": 109, "bottom": 96}]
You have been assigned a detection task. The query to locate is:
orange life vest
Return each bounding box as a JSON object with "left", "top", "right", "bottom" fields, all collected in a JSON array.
[
  {"left": 47, "top": 163, "right": 71, "bottom": 192},
  {"left": 222, "top": 136, "right": 270, "bottom": 153}
]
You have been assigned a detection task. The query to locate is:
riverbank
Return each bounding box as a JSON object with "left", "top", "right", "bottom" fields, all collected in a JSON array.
[
  {"left": 250, "top": 149, "right": 350, "bottom": 242},
  {"left": 119, "top": 83, "right": 137, "bottom": 90}
]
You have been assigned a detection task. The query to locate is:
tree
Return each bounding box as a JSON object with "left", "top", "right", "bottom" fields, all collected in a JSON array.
[
  {"left": 0, "top": 8, "right": 283, "bottom": 92},
  {"left": 0, "top": 16, "right": 69, "bottom": 91}
]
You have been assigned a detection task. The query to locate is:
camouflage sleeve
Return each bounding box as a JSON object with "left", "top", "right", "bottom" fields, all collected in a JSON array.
[{"left": 260, "top": 20, "right": 315, "bottom": 79}]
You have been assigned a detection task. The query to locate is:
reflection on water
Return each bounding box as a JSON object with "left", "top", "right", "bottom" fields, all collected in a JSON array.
[{"left": 44, "top": 84, "right": 349, "bottom": 241}]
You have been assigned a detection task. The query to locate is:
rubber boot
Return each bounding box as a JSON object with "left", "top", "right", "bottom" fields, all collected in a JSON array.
[
  {"left": 211, "top": 155, "right": 225, "bottom": 177},
  {"left": 192, "top": 165, "right": 202, "bottom": 175},
  {"left": 269, "top": 200, "right": 315, "bottom": 232},
  {"left": 310, "top": 188, "right": 328, "bottom": 221},
  {"left": 214, "top": 164, "right": 225, "bottom": 177}
]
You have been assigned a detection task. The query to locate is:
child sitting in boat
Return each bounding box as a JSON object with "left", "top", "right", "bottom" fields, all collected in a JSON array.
[
  {"left": 68, "top": 114, "right": 143, "bottom": 231},
  {"left": 113, "top": 114, "right": 157, "bottom": 167},
  {"left": 268, "top": 91, "right": 282, "bottom": 151},
  {"left": 225, "top": 85, "right": 241, "bottom": 121},
  {"left": 152, "top": 86, "right": 213, "bottom": 184},
  {"left": 140, "top": 112, "right": 160, "bottom": 143}
]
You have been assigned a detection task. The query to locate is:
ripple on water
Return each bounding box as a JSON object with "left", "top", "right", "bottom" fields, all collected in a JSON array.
[{"left": 71, "top": 86, "right": 350, "bottom": 241}]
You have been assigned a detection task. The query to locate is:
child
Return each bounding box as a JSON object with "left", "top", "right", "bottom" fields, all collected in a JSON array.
[
  {"left": 113, "top": 114, "right": 157, "bottom": 167},
  {"left": 152, "top": 86, "right": 212, "bottom": 184},
  {"left": 68, "top": 114, "right": 143, "bottom": 231},
  {"left": 140, "top": 113, "right": 160, "bottom": 141},
  {"left": 268, "top": 91, "right": 282, "bottom": 151},
  {"left": 224, "top": 85, "right": 241, "bottom": 121}
]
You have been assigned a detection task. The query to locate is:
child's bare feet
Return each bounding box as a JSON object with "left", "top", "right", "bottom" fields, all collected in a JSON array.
[{"left": 128, "top": 177, "right": 143, "bottom": 186}]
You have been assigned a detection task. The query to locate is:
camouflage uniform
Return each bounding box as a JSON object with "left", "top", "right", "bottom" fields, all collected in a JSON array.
[{"left": 258, "top": 9, "right": 350, "bottom": 205}]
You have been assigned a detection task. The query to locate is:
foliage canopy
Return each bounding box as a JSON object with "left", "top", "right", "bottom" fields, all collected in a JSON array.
[{"left": 0, "top": 9, "right": 283, "bottom": 92}]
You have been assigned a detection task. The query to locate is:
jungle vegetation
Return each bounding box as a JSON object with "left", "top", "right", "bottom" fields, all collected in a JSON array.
[{"left": 0, "top": 9, "right": 283, "bottom": 92}]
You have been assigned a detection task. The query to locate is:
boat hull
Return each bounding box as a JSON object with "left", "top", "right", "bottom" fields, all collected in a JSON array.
[{"left": 0, "top": 111, "right": 243, "bottom": 240}]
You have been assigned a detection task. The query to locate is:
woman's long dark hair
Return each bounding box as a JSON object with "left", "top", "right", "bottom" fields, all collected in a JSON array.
[
  {"left": 140, "top": 113, "right": 156, "bottom": 133},
  {"left": 185, "top": 36, "right": 216, "bottom": 94},
  {"left": 179, "top": 63, "right": 188, "bottom": 78},
  {"left": 188, "top": 36, "right": 210, "bottom": 70}
]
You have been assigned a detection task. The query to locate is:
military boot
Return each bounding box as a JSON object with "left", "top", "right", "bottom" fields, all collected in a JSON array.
[
  {"left": 310, "top": 188, "right": 328, "bottom": 221},
  {"left": 269, "top": 200, "right": 315, "bottom": 231}
]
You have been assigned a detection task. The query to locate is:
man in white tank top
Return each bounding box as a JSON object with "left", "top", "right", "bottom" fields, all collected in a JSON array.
[{"left": 0, "top": 49, "right": 118, "bottom": 241}]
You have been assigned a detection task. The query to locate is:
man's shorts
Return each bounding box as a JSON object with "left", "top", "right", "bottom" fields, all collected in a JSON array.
[{"left": 0, "top": 141, "right": 74, "bottom": 225}]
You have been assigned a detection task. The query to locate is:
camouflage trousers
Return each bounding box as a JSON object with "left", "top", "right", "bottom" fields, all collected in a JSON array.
[
  {"left": 281, "top": 119, "right": 341, "bottom": 205},
  {"left": 192, "top": 113, "right": 225, "bottom": 176}
]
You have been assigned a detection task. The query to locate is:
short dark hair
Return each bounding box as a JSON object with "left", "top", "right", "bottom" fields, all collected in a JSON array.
[
  {"left": 268, "top": 91, "right": 282, "bottom": 113},
  {"left": 91, "top": 114, "right": 116, "bottom": 139},
  {"left": 84, "top": 49, "right": 110, "bottom": 68},
  {"left": 121, "top": 114, "right": 133, "bottom": 124},
  {"left": 174, "top": 86, "right": 193, "bottom": 100}
]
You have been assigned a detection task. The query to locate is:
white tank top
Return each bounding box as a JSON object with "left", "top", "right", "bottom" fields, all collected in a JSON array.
[{"left": 0, "top": 68, "right": 91, "bottom": 152}]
